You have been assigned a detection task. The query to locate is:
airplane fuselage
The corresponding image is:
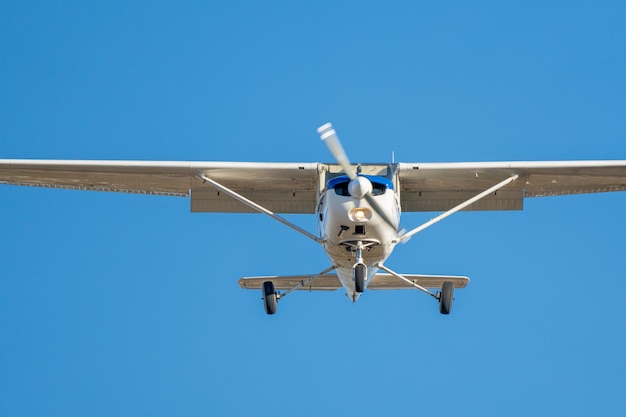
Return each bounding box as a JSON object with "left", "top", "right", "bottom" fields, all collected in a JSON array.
[{"left": 316, "top": 174, "right": 400, "bottom": 300}]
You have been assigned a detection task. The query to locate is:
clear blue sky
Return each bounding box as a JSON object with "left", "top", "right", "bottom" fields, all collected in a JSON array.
[{"left": 1, "top": 2, "right": 625, "bottom": 416}]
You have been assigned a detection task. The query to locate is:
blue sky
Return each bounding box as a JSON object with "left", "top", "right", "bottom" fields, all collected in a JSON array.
[{"left": 1, "top": 1, "right": 625, "bottom": 416}]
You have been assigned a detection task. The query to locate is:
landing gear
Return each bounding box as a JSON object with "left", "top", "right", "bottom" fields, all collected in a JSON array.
[
  {"left": 354, "top": 263, "right": 366, "bottom": 293},
  {"left": 346, "top": 240, "right": 375, "bottom": 294},
  {"left": 375, "top": 263, "right": 462, "bottom": 315},
  {"left": 262, "top": 281, "right": 278, "bottom": 315},
  {"left": 438, "top": 281, "right": 454, "bottom": 315},
  {"left": 256, "top": 266, "right": 337, "bottom": 315}
]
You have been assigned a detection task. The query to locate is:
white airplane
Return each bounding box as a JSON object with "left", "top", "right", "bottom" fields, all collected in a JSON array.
[{"left": 2, "top": 123, "right": 626, "bottom": 315}]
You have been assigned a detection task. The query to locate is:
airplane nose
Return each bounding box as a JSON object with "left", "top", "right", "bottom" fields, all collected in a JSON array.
[{"left": 348, "top": 176, "right": 372, "bottom": 200}]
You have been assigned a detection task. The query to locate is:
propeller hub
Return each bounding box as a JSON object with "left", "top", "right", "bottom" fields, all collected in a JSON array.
[{"left": 348, "top": 176, "right": 373, "bottom": 200}]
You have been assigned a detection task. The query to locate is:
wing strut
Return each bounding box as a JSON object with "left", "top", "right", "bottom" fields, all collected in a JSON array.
[
  {"left": 277, "top": 265, "right": 338, "bottom": 300},
  {"left": 195, "top": 173, "right": 323, "bottom": 244},
  {"left": 395, "top": 175, "right": 519, "bottom": 243},
  {"left": 375, "top": 263, "right": 460, "bottom": 313},
  {"left": 376, "top": 263, "right": 439, "bottom": 299}
]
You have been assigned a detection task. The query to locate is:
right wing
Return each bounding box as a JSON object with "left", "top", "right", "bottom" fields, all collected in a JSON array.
[
  {"left": 398, "top": 161, "right": 626, "bottom": 211},
  {"left": 0, "top": 160, "right": 320, "bottom": 213}
]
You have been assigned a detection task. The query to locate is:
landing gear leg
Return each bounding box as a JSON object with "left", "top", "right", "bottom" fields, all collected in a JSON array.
[
  {"left": 376, "top": 263, "right": 458, "bottom": 315},
  {"left": 258, "top": 266, "right": 337, "bottom": 315}
]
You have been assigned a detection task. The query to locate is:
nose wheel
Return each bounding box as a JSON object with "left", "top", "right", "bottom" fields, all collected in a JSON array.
[
  {"left": 350, "top": 240, "right": 371, "bottom": 293},
  {"left": 354, "top": 263, "right": 366, "bottom": 293}
]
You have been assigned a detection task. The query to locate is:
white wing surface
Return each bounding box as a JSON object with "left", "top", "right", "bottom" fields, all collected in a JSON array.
[
  {"left": 398, "top": 161, "right": 626, "bottom": 211},
  {"left": 2, "top": 159, "right": 626, "bottom": 213},
  {"left": 0, "top": 160, "right": 319, "bottom": 213}
]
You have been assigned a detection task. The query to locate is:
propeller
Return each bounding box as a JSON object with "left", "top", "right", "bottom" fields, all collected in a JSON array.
[{"left": 317, "top": 123, "right": 399, "bottom": 233}]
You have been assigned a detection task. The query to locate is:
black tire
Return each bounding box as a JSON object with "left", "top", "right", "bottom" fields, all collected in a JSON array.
[
  {"left": 439, "top": 281, "right": 454, "bottom": 315},
  {"left": 262, "top": 281, "right": 277, "bottom": 315},
  {"left": 354, "top": 263, "right": 366, "bottom": 293}
]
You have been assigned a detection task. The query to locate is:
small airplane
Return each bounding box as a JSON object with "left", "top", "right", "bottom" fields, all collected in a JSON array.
[{"left": 2, "top": 123, "right": 626, "bottom": 315}]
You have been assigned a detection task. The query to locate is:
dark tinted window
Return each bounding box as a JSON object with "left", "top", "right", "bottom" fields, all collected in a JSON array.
[
  {"left": 334, "top": 181, "right": 350, "bottom": 196},
  {"left": 371, "top": 182, "right": 386, "bottom": 196}
]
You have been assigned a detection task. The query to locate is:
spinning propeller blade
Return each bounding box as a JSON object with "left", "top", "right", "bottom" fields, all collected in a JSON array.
[
  {"left": 318, "top": 123, "right": 398, "bottom": 233},
  {"left": 317, "top": 123, "right": 357, "bottom": 180}
]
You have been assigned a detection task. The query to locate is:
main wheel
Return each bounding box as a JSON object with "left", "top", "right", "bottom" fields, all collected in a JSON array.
[
  {"left": 262, "top": 281, "right": 278, "bottom": 315},
  {"left": 354, "top": 263, "right": 366, "bottom": 293},
  {"left": 439, "top": 281, "right": 454, "bottom": 315}
]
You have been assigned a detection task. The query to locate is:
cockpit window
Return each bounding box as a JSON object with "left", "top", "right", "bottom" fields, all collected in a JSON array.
[
  {"left": 371, "top": 182, "right": 386, "bottom": 196},
  {"left": 328, "top": 175, "right": 393, "bottom": 197},
  {"left": 334, "top": 180, "right": 351, "bottom": 196}
]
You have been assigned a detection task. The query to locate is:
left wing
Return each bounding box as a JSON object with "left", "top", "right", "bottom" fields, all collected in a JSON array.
[{"left": 0, "top": 160, "right": 320, "bottom": 213}]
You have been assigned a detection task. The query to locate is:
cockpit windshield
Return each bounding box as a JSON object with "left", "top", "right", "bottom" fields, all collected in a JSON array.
[{"left": 327, "top": 175, "right": 393, "bottom": 197}]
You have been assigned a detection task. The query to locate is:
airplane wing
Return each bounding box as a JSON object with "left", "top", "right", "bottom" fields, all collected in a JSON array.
[
  {"left": 238, "top": 273, "right": 469, "bottom": 290},
  {"left": 0, "top": 160, "right": 319, "bottom": 213},
  {"left": 398, "top": 161, "right": 626, "bottom": 211},
  {"left": 3, "top": 159, "right": 625, "bottom": 213}
]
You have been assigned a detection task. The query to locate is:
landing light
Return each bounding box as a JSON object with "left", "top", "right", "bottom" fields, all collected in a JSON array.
[{"left": 349, "top": 208, "right": 372, "bottom": 222}]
